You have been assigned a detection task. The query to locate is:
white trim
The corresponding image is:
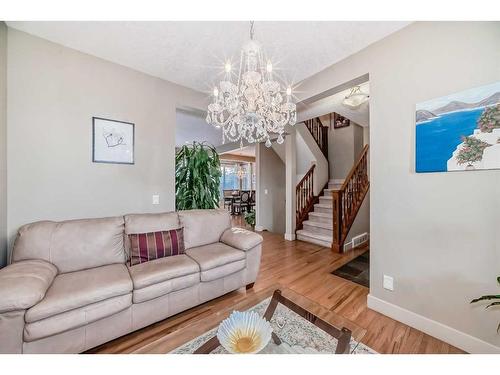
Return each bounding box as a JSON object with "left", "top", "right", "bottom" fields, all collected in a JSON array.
[
  {"left": 367, "top": 294, "right": 500, "bottom": 354},
  {"left": 254, "top": 225, "right": 265, "bottom": 232},
  {"left": 284, "top": 233, "right": 296, "bottom": 241}
]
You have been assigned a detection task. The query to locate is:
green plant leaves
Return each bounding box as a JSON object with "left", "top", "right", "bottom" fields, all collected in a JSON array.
[
  {"left": 470, "top": 295, "right": 500, "bottom": 304},
  {"left": 471, "top": 276, "right": 500, "bottom": 334},
  {"left": 175, "top": 141, "right": 222, "bottom": 211}
]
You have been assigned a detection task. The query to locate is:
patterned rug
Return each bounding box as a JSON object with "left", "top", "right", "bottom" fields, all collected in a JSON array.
[{"left": 170, "top": 297, "right": 377, "bottom": 354}]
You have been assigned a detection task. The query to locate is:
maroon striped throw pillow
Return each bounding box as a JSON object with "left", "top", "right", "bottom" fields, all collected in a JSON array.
[{"left": 129, "top": 228, "right": 185, "bottom": 266}]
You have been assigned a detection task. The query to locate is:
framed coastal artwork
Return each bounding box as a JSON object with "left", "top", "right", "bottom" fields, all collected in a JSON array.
[
  {"left": 92, "top": 117, "right": 135, "bottom": 164},
  {"left": 415, "top": 81, "right": 500, "bottom": 173}
]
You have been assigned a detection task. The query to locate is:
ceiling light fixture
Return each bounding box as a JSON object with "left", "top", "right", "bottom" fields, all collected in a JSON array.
[
  {"left": 206, "top": 21, "right": 297, "bottom": 148},
  {"left": 342, "top": 86, "right": 370, "bottom": 110}
]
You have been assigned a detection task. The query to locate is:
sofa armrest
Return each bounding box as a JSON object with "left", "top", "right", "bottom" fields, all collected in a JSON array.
[
  {"left": 220, "top": 227, "right": 263, "bottom": 251},
  {"left": 0, "top": 260, "right": 57, "bottom": 313}
]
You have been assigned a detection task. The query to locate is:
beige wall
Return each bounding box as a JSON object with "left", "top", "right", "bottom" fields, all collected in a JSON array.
[
  {"left": 329, "top": 122, "right": 364, "bottom": 180},
  {"left": 0, "top": 23, "right": 7, "bottom": 266},
  {"left": 256, "top": 143, "right": 285, "bottom": 234},
  {"left": 300, "top": 22, "right": 500, "bottom": 352},
  {"left": 6, "top": 29, "right": 206, "bottom": 258}
]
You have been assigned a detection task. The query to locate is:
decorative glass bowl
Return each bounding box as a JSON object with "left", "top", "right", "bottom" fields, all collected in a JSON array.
[{"left": 217, "top": 311, "right": 273, "bottom": 354}]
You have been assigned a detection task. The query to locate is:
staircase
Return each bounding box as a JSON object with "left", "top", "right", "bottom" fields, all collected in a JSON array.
[
  {"left": 296, "top": 178, "right": 344, "bottom": 247},
  {"left": 296, "top": 139, "right": 370, "bottom": 252}
]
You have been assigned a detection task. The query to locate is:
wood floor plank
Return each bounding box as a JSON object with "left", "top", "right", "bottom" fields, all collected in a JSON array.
[{"left": 87, "top": 221, "right": 464, "bottom": 354}]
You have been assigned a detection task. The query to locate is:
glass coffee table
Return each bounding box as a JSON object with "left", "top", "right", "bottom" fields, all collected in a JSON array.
[
  {"left": 194, "top": 289, "right": 355, "bottom": 354},
  {"left": 131, "top": 285, "right": 367, "bottom": 354}
]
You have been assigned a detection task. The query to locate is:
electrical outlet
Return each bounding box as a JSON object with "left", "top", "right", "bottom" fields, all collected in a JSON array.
[
  {"left": 383, "top": 275, "right": 394, "bottom": 291},
  {"left": 152, "top": 194, "right": 160, "bottom": 205}
]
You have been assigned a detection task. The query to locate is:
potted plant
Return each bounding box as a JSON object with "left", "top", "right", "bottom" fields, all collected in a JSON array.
[
  {"left": 175, "top": 141, "right": 222, "bottom": 210},
  {"left": 244, "top": 210, "right": 256, "bottom": 230},
  {"left": 470, "top": 276, "right": 500, "bottom": 333}
]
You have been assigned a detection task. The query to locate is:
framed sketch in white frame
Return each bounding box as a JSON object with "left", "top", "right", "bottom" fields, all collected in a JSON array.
[{"left": 92, "top": 117, "right": 135, "bottom": 164}]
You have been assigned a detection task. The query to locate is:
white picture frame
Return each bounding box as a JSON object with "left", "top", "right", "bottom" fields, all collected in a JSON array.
[{"left": 92, "top": 117, "right": 135, "bottom": 164}]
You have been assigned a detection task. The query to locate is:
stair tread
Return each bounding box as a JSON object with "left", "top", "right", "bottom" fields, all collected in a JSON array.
[
  {"left": 308, "top": 212, "right": 331, "bottom": 218},
  {"left": 319, "top": 195, "right": 332, "bottom": 200},
  {"left": 314, "top": 203, "right": 332, "bottom": 208},
  {"left": 296, "top": 230, "right": 333, "bottom": 242},
  {"left": 303, "top": 220, "right": 333, "bottom": 230}
]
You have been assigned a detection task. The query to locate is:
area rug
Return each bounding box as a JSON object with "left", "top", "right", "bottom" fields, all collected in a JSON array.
[
  {"left": 170, "top": 297, "right": 376, "bottom": 354},
  {"left": 332, "top": 251, "right": 370, "bottom": 287}
]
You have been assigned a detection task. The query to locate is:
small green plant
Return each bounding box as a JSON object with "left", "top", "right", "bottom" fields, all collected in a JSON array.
[
  {"left": 456, "top": 136, "right": 491, "bottom": 166},
  {"left": 470, "top": 276, "right": 500, "bottom": 333},
  {"left": 244, "top": 210, "right": 256, "bottom": 227},
  {"left": 175, "top": 142, "right": 221, "bottom": 210},
  {"left": 477, "top": 104, "right": 500, "bottom": 133}
]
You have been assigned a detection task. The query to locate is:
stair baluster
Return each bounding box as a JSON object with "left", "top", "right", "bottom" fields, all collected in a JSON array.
[
  {"left": 296, "top": 164, "right": 316, "bottom": 230},
  {"left": 331, "top": 145, "right": 370, "bottom": 253}
]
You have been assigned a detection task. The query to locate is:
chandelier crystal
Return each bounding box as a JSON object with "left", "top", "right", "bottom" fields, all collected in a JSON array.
[{"left": 206, "top": 22, "right": 297, "bottom": 148}]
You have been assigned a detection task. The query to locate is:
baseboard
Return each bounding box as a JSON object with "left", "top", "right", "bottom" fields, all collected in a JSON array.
[
  {"left": 367, "top": 294, "right": 500, "bottom": 354},
  {"left": 284, "top": 233, "right": 296, "bottom": 241},
  {"left": 254, "top": 225, "right": 265, "bottom": 232}
]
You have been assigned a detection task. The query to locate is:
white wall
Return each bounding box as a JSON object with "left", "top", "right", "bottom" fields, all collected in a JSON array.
[
  {"left": 6, "top": 29, "right": 206, "bottom": 257},
  {"left": 0, "top": 23, "right": 7, "bottom": 266},
  {"left": 329, "top": 121, "right": 365, "bottom": 180},
  {"left": 256, "top": 143, "right": 286, "bottom": 234},
  {"left": 299, "top": 22, "right": 500, "bottom": 352},
  {"left": 175, "top": 109, "right": 222, "bottom": 148}
]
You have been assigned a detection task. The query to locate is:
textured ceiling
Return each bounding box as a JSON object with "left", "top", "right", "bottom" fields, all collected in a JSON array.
[{"left": 7, "top": 21, "right": 410, "bottom": 93}]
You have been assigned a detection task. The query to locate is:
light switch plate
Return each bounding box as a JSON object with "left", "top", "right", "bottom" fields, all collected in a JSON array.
[
  {"left": 383, "top": 275, "right": 394, "bottom": 291},
  {"left": 152, "top": 194, "right": 160, "bottom": 205}
]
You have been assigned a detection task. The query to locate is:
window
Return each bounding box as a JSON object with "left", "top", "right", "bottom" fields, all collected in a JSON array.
[{"left": 220, "top": 162, "right": 255, "bottom": 192}]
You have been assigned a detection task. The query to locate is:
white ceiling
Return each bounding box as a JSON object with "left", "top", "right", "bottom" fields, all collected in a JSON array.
[
  {"left": 221, "top": 145, "right": 256, "bottom": 158},
  {"left": 7, "top": 21, "right": 409, "bottom": 93}
]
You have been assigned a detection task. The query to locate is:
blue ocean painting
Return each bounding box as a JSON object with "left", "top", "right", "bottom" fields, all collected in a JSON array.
[
  {"left": 416, "top": 109, "right": 483, "bottom": 172},
  {"left": 415, "top": 81, "right": 500, "bottom": 173}
]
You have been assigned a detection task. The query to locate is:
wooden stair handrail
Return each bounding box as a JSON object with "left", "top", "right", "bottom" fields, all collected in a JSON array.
[
  {"left": 332, "top": 145, "right": 370, "bottom": 253},
  {"left": 303, "top": 117, "right": 329, "bottom": 159},
  {"left": 296, "top": 164, "right": 316, "bottom": 231},
  {"left": 340, "top": 144, "right": 369, "bottom": 191}
]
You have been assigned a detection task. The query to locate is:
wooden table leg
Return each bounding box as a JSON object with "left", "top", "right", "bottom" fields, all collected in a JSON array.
[
  {"left": 335, "top": 327, "right": 352, "bottom": 354},
  {"left": 194, "top": 336, "right": 220, "bottom": 354}
]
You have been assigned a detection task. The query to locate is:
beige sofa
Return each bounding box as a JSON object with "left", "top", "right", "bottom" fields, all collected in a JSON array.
[{"left": 0, "top": 209, "right": 263, "bottom": 353}]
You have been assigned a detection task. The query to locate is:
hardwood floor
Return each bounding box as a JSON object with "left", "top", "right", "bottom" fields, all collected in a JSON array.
[{"left": 88, "top": 220, "right": 464, "bottom": 354}]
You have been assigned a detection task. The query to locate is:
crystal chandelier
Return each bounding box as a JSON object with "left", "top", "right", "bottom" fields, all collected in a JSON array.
[{"left": 206, "top": 21, "right": 297, "bottom": 148}]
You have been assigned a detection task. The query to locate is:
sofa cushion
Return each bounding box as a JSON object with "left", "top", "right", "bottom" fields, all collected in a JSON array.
[
  {"left": 24, "top": 294, "right": 132, "bottom": 342},
  {"left": 0, "top": 260, "right": 57, "bottom": 313},
  {"left": 124, "top": 212, "right": 180, "bottom": 234},
  {"left": 25, "top": 264, "right": 132, "bottom": 323},
  {"left": 178, "top": 209, "right": 231, "bottom": 249},
  {"left": 132, "top": 273, "right": 199, "bottom": 303},
  {"left": 185, "top": 242, "right": 245, "bottom": 271},
  {"left": 129, "top": 228, "right": 185, "bottom": 266},
  {"left": 220, "top": 227, "right": 263, "bottom": 251},
  {"left": 185, "top": 243, "right": 246, "bottom": 281},
  {"left": 128, "top": 255, "right": 200, "bottom": 303},
  {"left": 199, "top": 259, "right": 246, "bottom": 282},
  {"left": 12, "top": 217, "right": 126, "bottom": 273},
  {"left": 128, "top": 255, "right": 199, "bottom": 289}
]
